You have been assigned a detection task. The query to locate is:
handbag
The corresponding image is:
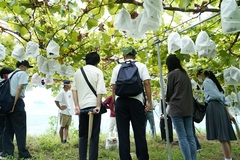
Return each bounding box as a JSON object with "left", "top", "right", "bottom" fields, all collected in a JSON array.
[
  {"left": 80, "top": 68, "right": 107, "bottom": 114},
  {"left": 193, "top": 98, "right": 206, "bottom": 123}
]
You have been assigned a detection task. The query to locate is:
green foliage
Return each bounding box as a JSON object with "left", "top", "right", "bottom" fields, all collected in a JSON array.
[
  {"left": 0, "top": 0, "right": 240, "bottom": 96},
  {"left": 21, "top": 132, "right": 240, "bottom": 160}
]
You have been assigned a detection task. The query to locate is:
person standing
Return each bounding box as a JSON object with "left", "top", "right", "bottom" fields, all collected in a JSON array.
[
  {"left": 103, "top": 95, "right": 117, "bottom": 137},
  {"left": 0, "top": 60, "right": 32, "bottom": 159},
  {"left": 197, "top": 69, "right": 236, "bottom": 160},
  {"left": 72, "top": 52, "right": 106, "bottom": 160},
  {"left": 55, "top": 80, "right": 74, "bottom": 144},
  {"left": 145, "top": 107, "right": 156, "bottom": 138},
  {"left": 0, "top": 68, "right": 13, "bottom": 154},
  {"left": 159, "top": 100, "right": 173, "bottom": 143},
  {"left": 165, "top": 54, "right": 196, "bottom": 160},
  {"left": 111, "top": 47, "right": 152, "bottom": 160}
]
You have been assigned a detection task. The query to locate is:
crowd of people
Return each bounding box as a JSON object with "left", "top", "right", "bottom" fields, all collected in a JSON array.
[{"left": 0, "top": 50, "right": 237, "bottom": 160}]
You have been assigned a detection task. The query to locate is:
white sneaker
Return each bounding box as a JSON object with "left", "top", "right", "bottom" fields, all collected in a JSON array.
[
  {"left": 197, "top": 148, "right": 203, "bottom": 152},
  {"left": 0, "top": 156, "right": 7, "bottom": 160}
]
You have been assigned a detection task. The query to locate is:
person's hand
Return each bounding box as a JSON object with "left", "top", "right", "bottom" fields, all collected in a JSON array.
[
  {"left": 75, "top": 106, "right": 80, "bottom": 115},
  {"left": 10, "top": 105, "right": 15, "bottom": 113},
  {"left": 144, "top": 103, "right": 152, "bottom": 112},
  {"left": 229, "top": 114, "right": 236, "bottom": 124},
  {"left": 93, "top": 107, "right": 101, "bottom": 114},
  {"left": 60, "top": 105, "right": 67, "bottom": 110},
  {"left": 160, "top": 114, "right": 164, "bottom": 119}
]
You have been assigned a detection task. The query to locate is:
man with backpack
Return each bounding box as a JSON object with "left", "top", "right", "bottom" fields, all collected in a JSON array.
[
  {"left": 0, "top": 60, "right": 32, "bottom": 160},
  {"left": 110, "top": 47, "right": 152, "bottom": 160},
  {"left": 0, "top": 68, "right": 13, "bottom": 154}
]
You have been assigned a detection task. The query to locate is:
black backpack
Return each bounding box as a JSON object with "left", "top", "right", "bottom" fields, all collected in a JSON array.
[
  {"left": 115, "top": 61, "right": 143, "bottom": 97},
  {"left": 0, "top": 70, "right": 20, "bottom": 114}
]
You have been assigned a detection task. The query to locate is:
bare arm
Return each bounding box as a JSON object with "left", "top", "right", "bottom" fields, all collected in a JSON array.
[
  {"left": 111, "top": 84, "right": 116, "bottom": 103},
  {"left": 54, "top": 101, "right": 67, "bottom": 110},
  {"left": 226, "top": 106, "right": 236, "bottom": 123},
  {"left": 10, "top": 84, "right": 23, "bottom": 112},
  {"left": 143, "top": 79, "right": 152, "bottom": 112},
  {"left": 94, "top": 94, "right": 102, "bottom": 114},
  {"left": 111, "top": 84, "right": 116, "bottom": 112},
  {"left": 72, "top": 90, "right": 80, "bottom": 115}
]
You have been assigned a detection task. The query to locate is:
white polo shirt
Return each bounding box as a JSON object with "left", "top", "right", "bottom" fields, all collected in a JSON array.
[
  {"left": 55, "top": 89, "right": 74, "bottom": 115},
  {"left": 110, "top": 60, "right": 151, "bottom": 104},
  {"left": 8, "top": 69, "right": 28, "bottom": 98},
  {"left": 72, "top": 65, "right": 106, "bottom": 109}
]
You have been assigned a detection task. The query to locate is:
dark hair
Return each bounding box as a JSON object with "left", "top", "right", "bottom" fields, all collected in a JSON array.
[
  {"left": 16, "top": 60, "right": 33, "bottom": 68},
  {"left": 126, "top": 49, "right": 137, "bottom": 56},
  {"left": 197, "top": 69, "right": 224, "bottom": 93},
  {"left": 166, "top": 54, "right": 186, "bottom": 73},
  {"left": 0, "top": 68, "right": 13, "bottom": 78},
  {"left": 85, "top": 52, "right": 100, "bottom": 65}
]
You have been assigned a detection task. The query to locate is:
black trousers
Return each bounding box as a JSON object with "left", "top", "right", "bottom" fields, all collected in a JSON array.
[
  {"left": 2, "top": 98, "right": 31, "bottom": 158},
  {"left": 115, "top": 97, "right": 149, "bottom": 160},
  {"left": 0, "top": 114, "right": 5, "bottom": 152},
  {"left": 78, "top": 107, "right": 101, "bottom": 160},
  {"left": 160, "top": 115, "right": 173, "bottom": 142}
]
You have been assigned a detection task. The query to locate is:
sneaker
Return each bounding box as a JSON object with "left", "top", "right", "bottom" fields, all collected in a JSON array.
[
  {"left": 197, "top": 148, "right": 202, "bottom": 152},
  {"left": 61, "top": 139, "right": 67, "bottom": 144},
  {"left": 171, "top": 141, "right": 179, "bottom": 145},
  {"left": 0, "top": 155, "right": 13, "bottom": 160},
  {"left": 0, "top": 156, "right": 6, "bottom": 160}
]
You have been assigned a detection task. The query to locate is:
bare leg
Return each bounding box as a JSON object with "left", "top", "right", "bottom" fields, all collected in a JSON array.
[
  {"left": 59, "top": 127, "right": 64, "bottom": 142},
  {"left": 220, "top": 141, "right": 231, "bottom": 159},
  {"left": 64, "top": 126, "right": 69, "bottom": 142}
]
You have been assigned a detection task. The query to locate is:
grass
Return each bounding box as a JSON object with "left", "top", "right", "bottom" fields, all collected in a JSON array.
[{"left": 9, "top": 130, "right": 240, "bottom": 160}]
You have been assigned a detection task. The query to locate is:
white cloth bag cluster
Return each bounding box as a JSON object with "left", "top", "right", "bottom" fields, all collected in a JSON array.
[
  {"left": 167, "top": 32, "right": 196, "bottom": 54},
  {"left": 221, "top": 0, "right": 240, "bottom": 34},
  {"left": 224, "top": 66, "right": 240, "bottom": 85},
  {"left": 167, "top": 31, "right": 216, "bottom": 58},
  {"left": 195, "top": 31, "right": 216, "bottom": 58},
  {"left": 114, "top": 0, "right": 163, "bottom": 39},
  {"left": 11, "top": 41, "right": 40, "bottom": 61}
]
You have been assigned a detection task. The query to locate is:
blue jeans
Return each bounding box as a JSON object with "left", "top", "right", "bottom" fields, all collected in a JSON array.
[
  {"left": 145, "top": 110, "right": 156, "bottom": 137},
  {"left": 193, "top": 122, "right": 201, "bottom": 150},
  {"left": 171, "top": 116, "right": 197, "bottom": 160}
]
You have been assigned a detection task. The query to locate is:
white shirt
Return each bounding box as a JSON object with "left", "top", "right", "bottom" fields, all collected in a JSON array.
[
  {"left": 71, "top": 65, "right": 106, "bottom": 109},
  {"left": 55, "top": 89, "right": 74, "bottom": 115},
  {"left": 110, "top": 60, "right": 151, "bottom": 104},
  {"left": 8, "top": 69, "right": 28, "bottom": 98}
]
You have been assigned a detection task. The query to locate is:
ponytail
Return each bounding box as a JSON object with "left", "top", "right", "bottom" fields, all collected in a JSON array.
[{"left": 204, "top": 70, "right": 224, "bottom": 93}]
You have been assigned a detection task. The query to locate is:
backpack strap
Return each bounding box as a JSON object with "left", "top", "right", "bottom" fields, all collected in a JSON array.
[{"left": 9, "top": 70, "right": 21, "bottom": 80}]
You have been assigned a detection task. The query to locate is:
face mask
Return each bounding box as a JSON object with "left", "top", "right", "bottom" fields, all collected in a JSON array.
[
  {"left": 198, "top": 77, "right": 203, "bottom": 82},
  {"left": 25, "top": 68, "right": 28, "bottom": 73}
]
